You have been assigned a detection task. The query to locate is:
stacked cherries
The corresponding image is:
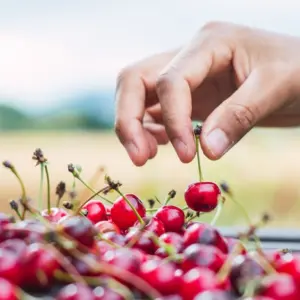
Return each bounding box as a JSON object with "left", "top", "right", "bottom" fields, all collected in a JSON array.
[{"left": 0, "top": 128, "right": 297, "bottom": 300}]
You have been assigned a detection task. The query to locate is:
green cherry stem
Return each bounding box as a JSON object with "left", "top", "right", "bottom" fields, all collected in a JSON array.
[
  {"left": 210, "top": 196, "right": 225, "bottom": 226},
  {"left": 194, "top": 125, "right": 203, "bottom": 182},
  {"left": 44, "top": 164, "right": 51, "bottom": 214},
  {"left": 163, "top": 189, "right": 176, "bottom": 206},
  {"left": 38, "top": 163, "right": 44, "bottom": 211}
]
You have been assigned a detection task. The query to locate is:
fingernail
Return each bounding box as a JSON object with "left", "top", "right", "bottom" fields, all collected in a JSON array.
[
  {"left": 205, "top": 128, "right": 231, "bottom": 157},
  {"left": 172, "top": 138, "right": 191, "bottom": 161}
]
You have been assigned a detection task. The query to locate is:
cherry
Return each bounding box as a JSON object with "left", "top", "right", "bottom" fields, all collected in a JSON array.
[
  {"left": 194, "top": 290, "right": 236, "bottom": 300},
  {"left": 41, "top": 207, "right": 68, "bottom": 223},
  {"left": 183, "top": 222, "right": 228, "bottom": 253},
  {"left": 101, "top": 232, "right": 126, "bottom": 246},
  {"left": 57, "top": 283, "right": 94, "bottom": 300},
  {"left": 0, "top": 278, "right": 19, "bottom": 300},
  {"left": 184, "top": 182, "right": 220, "bottom": 212},
  {"left": 155, "top": 232, "right": 184, "bottom": 258},
  {"left": 93, "top": 286, "right": 125, "bottom": 300},
  {"left": 71, "top": 253, "right": 101, "bottom": 276},
  {"left": 139, "top": 260, "right": 182, "bottom": 295},
  {"left": 156, "top": 295, "right": 182, "bottom": 300},
  {"left": 226, "top": 237, "right": 247, "bottom": 255},
  {"left": 154, "top": 205, "right": 185, "bottom": 233},
  {"left": 0, "top": 213, "right": 13, "bottom": 227},
  {"left": 276, "top": 254, "right": 300, "bottom": 285},
  {"left": 110, "top": 194, "right": 146, "bottom": 230},
  {"left": 257, "top": 273, "right": 299, "bottom": 300},
  {"left": 229, "top": 254, "right": 265, "bottom": 296},
  {"left": 180, "top": 267, "right": 219, "bottom": 300},
  {"left": 23, "top": 243, "right": 60, "bottom": 288},
  {"left": 95, "top": 220, "right": 120, "bottom": 234},
  {"left": 135, "top": 216, "right": 165, "bottom": 236},
  {"left": 125, "top": 228, "right": 157, "bottom": 254},
  {"left": 60, "top": 216, "right": 96, "bottom": 248},
  {"left": 96, "top": 240, "right": 115, "bottom": 257},
  {"left": 181, "top": 244, "right": 226, "bottom": 273},
  {"left": 82, "top": 200, "right": 107, "bottom": 224},
  {"left": 0, "top": 238, "right": 27, "bottom": 257}
]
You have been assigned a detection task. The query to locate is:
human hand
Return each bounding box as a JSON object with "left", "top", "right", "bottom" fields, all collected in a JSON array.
[{"left": 115, "top": 21, "right": 300, "bottom": 166}]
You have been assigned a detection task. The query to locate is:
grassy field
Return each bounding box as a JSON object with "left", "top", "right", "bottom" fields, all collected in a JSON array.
[{"left": 0, "top": 129, "right": 300, "bottom": 228}]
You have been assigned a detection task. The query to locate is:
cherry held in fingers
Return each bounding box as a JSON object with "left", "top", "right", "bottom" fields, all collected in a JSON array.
[
  {"left": 184, "top": 182, "right": 220, "bottom": 213},
  {"left": 111, "top": 194, "right": 146, "bottom": 230}
]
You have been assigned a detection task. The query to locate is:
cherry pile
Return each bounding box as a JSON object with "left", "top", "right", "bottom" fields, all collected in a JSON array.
[{"left": 0, "top": 126, "right": 298, "bottom": 300}]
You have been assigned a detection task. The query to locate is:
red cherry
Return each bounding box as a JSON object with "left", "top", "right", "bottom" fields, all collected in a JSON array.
[
  {"left": 276, "top": 255, "right": 300, "bottom": 284},
  {"left": 93, "top": 286, "right": 125, "bottom": 300},
  {"left": 0, "top": 250, "right": 23, "bottom": 285},
  {"left": 111, "top": 194, "right": 146, "bottom": 230},
  {"left": 182, "top": 244, "right": 226, "bottom": 273},
  {"left": 41, "top": 207, "right": 68, "bottom": 223},
  {"left": 95, "top": 220, "right": 120, "bottom": 234},
  {"left": 183, "top": 222, "right": 228, "bottom": 253},
  {"left": 180, "top": 267, "right": 219, "bottom": 300},
  {"left": 60, "top": 216, "right": 96, "bottom": 248},
  {"left": 0, "top": 213, "right": 13, "bottom": 227},
  {"left": 193, "top": 289, "right": 236, "bottom": 299},
  {"left": 155, "top": 232, "right": 184, "bottom": 258},
  {"left": 105, "top": 206, "right": 112, "bottom": 221},
  {"left": 226, "top": 238, "right": 247, "bottom": 255},
  {"left": 184, "top": 182, "right": 220, "bottom": 212},
  {"left": 57, "top": 283, "right": 94, "bottom": 300},
  {"left": 134, "top": 216, "right": 165, "bottom": 236},
  {"left": 0, "top": 278, "right": 19, "bottom": 300},
  {"left": 96, "top": 240, "right": 115, "bottom": 257},
  {"left": 139, "top": 260, "right": 182, "bottom": 295},
  {"left": 101, "top": 232, "right": 126, "bottom": 246},
  {"left": 23, "top": 243, "right": 60, "bottom": 288},
  {"left": 82, "top": 200, "right": 107, "bottom": 224},
  {"left": 154, "top": 205, "right": 185, "bottom": 233},
  {"left": 258, "top": 273, "right": 299, "bottom": 300}
]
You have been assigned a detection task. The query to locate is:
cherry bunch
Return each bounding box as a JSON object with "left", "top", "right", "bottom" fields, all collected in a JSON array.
[{"left": 0, "top": 125, "right": 298, "bottom": 300}]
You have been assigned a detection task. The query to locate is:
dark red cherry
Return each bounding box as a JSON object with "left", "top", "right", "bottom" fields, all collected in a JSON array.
[
  {"left": 83, "top": 200, "right": 107, "bottom": 224},
  {"left": 155, "top": 205, "right": 185, "bottom": 233},
  {"left": 276, "top": 255, "right": 300, "bottom": 285},
  {"left": 0, "top": 238, "right": 27, "bottom": 257},
  {"left": 125, "top": 228, "right": 157, "bottom": 254},
  {"left": 229, "top": 254, "right": 265, "bottom": 296},
  {"left": 183, "top": 222, "right": 228, "bottom": 253},
  {"left": 182, "top": 244, "right": 226, "bottom": 273},
  {"left": 0, "top": 213, "right": 13, "bottom": 227},
  {"left": 71, "top": 253, "right": 101, "bottom": 276},
  {"left": 257, "top": 273, "right": 299, "bottom": 300},
  {"left": 134, "top": 216, "right": 165, "bottom": 236},
  {"left": 60, "top": 216, "right": 96, "bottom": 248},
  {"left": 184, "top": 182, "right": 220, "bottom": 212},
  {"left": 57, "top": 283, "right": 94, "bottom": 300},
  {"left": 139, "top": 260, "right": 182, "bottom": 295},
  {"left": 226, "top": 238, "right": 247, "bottom": 255},
  {"left": 111, "top": 194, "right": 146, "bottom": 230},
  {"left": 0, "top": 278, "right": 19, "bottom": 300},
  {"left": 93, "top": 286, "right": 125, "bottom": 300},
  {"left": 180, "top": 267, "right": 219, "bottom": 300},
  {"left": 101, "top": 232, "right": 126, "bottom": 246},
  {"left": 0, "top": 249, "right": 23, "bottom": 285},
  {"left": 96, "top": 240, "right": 115, "bottom": 257},
  {"left": 23, "top": 243, "right": 60, "bottom": 288},
  {"left": 155, "top": 232, "right": 184, "bottom": 258},
  {"left": 95, "top": 220, "right": 120, "bottom": 234},
  {"left": 41, "top": 207, "right": 68, "bottom": 223}
]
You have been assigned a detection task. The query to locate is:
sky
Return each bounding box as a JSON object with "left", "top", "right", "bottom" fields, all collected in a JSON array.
[{"left": 1, "top": 0, "right": 300, "bottom": 110}]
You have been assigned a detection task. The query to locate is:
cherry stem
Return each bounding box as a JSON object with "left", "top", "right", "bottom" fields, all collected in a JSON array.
[
  {"left": 115, "top": 189, "right": 145, "bottom": 226},
  {"left": 195, "top": 134, "right": 203, "bottom": 182},
  {"left": 38, "top": 163, "right": 44, "bottom": 211},
  {"left": 227, "top": 193, "right": 252, "bottom": 226},
  {"left": 74, "top": 186, "right": 113, "bottom": 215},
  {"left": 76, "top": 176, "right": 114, "bottom": 205},
  {"left": 97, "top": 233, "right": 121, "bottom": 248},
  {"left": 44, "top": 165, "right": 51, "bottom": 214},
  {"left": 210, "top": 196, "right": 225, "bottom": 226}
]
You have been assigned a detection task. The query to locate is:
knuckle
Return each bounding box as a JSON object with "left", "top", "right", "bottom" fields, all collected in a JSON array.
[
  {"left": 229, "top": 103, "right": 257, "bottom": 130},
  {"left": 116, "top": 66, "right": 136, "bottom": 88},
  {"left": 155, "top": 71, "right": 177, "bottom": 95},
  {"left": 114, "top": 118, "right": 125, "bottom": 138},
  {"left": 201, "top": 21, "right": 225, "bottom": 32}
]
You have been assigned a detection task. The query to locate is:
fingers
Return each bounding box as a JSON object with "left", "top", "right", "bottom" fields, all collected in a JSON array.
[
  {"left": 200, "top": 67, "right": 294, "bottom": 159},
  {"left": 155, "top": 33, "right": 233, "bottom": 163}
]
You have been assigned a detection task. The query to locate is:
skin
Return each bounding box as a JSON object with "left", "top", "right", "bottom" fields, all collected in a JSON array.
[{"left": 115, "top": 21, "right": 300, "bottom": 166}]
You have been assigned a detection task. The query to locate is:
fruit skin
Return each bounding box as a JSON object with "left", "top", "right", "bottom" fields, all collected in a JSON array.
[
  {"left": 180, "top": 267, "right": 219, "bottom": 300},
  {"left": 184, "top": 222, "right": 228, "bottom": 253},
  {"left": 154, "top": 205, "right": 185, "bottom": 233},
  {"left": 184, "top": 182, "right": 221, "bottom": 212},
  {"left": 181, "top": 244, "right": 226, "bottom": 273},
  {"left": 60, "top": 216, "right": 96, "bottom": 248},
  {"left": 0, "top": 278, "right": 19, "bottom": 300},
  {"left": 111, "top": 194, "right": 146, "bottom": 230},
  {"left": 23, "top": 243, "right": 60, "bottom": 288},
  {"left": 41, "top": 207, "right": 68, "bottom": 223},
  {"left": 276, "top": 255, "right": 300, "bottom": 285},
  {"left": 83, "top": 200, "right": 107, "bottom": 224},
  {"left": 95, "top": 220, "right": 120, "bottom": 234},
  {"left": 139, "top": 260, "right": 182, "bottom": 295},
  {"left": 155, "top": 232, "right": 184, "bottom": 258},
  {"left": 135, "top": 216, "right": 165, "bottom": 236},
  {"left": 194, "top": 290, "right": 236, "bottom": 300},
  {"left": 93, "top": 286, "right": 125, "bottom": 300},
  {"left": 257, "top": 273, "right": 299, "bottom": 300},
  {"left": 57, "top": 283, "right": 94, "bottom": 300}
]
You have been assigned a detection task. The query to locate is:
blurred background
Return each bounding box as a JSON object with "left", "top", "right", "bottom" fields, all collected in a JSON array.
[{"left": 0, "top": 0, "right": 300, "bottom": 227}]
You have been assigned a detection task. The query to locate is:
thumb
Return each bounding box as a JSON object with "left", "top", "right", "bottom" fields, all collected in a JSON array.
[{"left": 201, "top": 68, "right": 293, "bottom": 159}]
